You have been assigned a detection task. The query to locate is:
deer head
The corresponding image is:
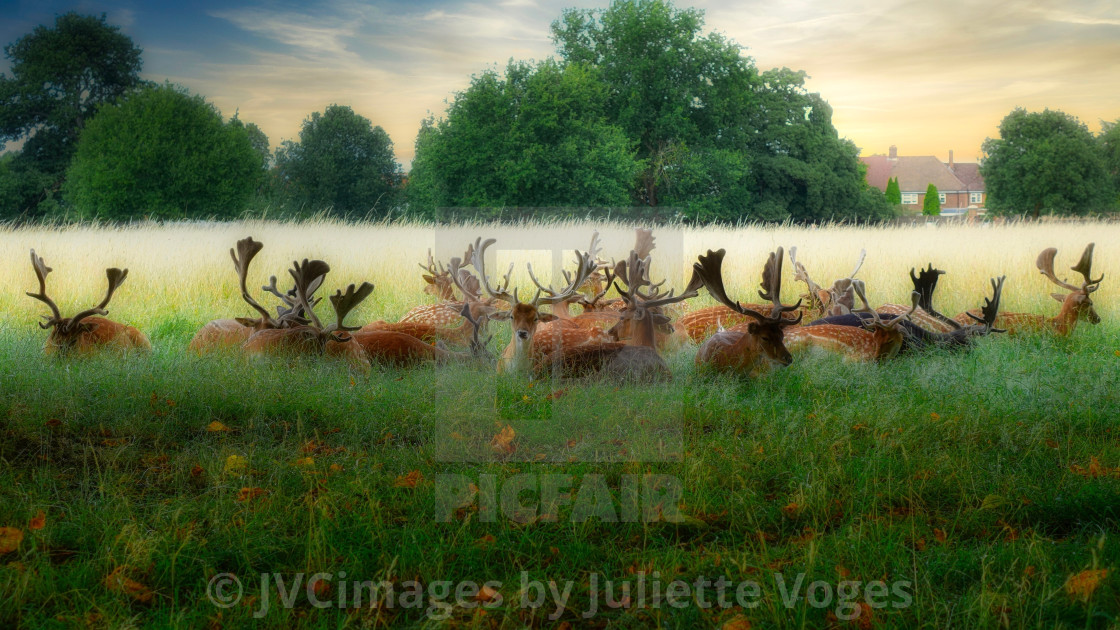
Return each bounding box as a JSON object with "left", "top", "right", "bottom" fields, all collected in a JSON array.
[
  {"left": 419, "top": 249, "right": 455, "bottom": 300},
  {"left": 608, "top": 250, "right": 701, "bottom": 348},
  {"left": 1037, "top": 243, "right": 1103, "bottom": 325},
  {"left": 694, "top": 247, "right": 803, "bottom": 367},
  {"left": 26, "top": 250, "right": 133, "bottom": 352},
  {"left": 852, "top": 280, "right": 918, "bottom": 360}
]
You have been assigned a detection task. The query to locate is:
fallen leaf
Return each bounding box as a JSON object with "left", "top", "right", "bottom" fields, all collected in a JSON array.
[
  {"left": 223, "top": 455, "right": 248, "bottom": 474},
  {"left": 236, "top": 487, "right": 267, "bottom": 502},
  {"left": 293, "top": 457, "right": 315, "bottom": 468},
  {"left": 206, "top": 421, "right": 230, "bottom": 433},
  {"left": 476, "top": 534, "right": 496, "bottom": 547},
  {"left": 476, "top": 584, "right": 499, "bottom": 602},
  {"left": 395, "top": 470, "right": 424, "bottom": 488},
  {"left": 1065, "top": 569, "right": 1108, "bottom": 599},
  {"left": 934, "top": 528, "right": 947, "bottom": 543},
  {"left": 0, "top": 527, "right": 23, "bottom": 554},
  {"left": 781, "top": 502, "right": 800, "bottom": 517},
  {"left": 28, "top": 511, "right": 45, "bottom": 531},
  {"left": 722, "top": 615, "right": 752, "bottom": 630},
  {"left": 103, "top": 566, "right": 155, "bottom": 604},
  {"left": 491, "top": 425, "right": 516, "bottom": 454},
  {"left": 929, "top": 412, "right": 940, "bottom": 421}
]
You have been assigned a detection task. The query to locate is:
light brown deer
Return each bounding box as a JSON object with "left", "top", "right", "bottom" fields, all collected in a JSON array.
[
  {"left": 25, "top": 250, "right": 151, "bottom": 355},
  {"left": 188, "top": 237, "right": 315, "bottom": 352},
  {"left": 461, "top": 235, "right": 604, "bottom": 373},
  {"left": 397, "top": 248, "right": 492, "bottom": 328},
  {"left": 954, "top": 244, "right": 1103, "bottom": 336},
  {"left": 692, "top": 248, "right": 803, "bottom": 375},
  {"left": 351, "top": 303, "right": 491, "bottom": 366},
  {"left": 243, "top": 259, "right": 372, "bottom": 368},
  {"left": 783, "top": 281, "right": 918, "bottom": 362}
]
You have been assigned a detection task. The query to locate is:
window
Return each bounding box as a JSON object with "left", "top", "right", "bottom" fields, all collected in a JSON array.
[
  {"left": 938, "top": 193, "right": 946, "bottom": 203},
  {"left": 970, "top": 192, "right": 983, "bottom": 204},
  {"left": 901, "top": 193, "right": 918, "bottom": 205}
]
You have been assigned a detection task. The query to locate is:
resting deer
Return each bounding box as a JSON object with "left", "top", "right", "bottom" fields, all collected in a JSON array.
[
  {"left": 692, "top": 248, "right": 803, "bottom": 375},
  {"left": 243, "top": 258, "right": 372, "bottom": 367},
  {"left": 189, "top": 237, "right": 314, "bottom": 352},
  {"left": 26, "top": 250, "right": 150, "bottom": 355},
  {"left": 877, "top": 264, "right": 959, "bottom": 333},
  {"left": 544, "top": 250, "right": 703, "bottom": 382},
  {"left": 784, "top": 281, "right": 916, "bottom": 362},
  {"left": 361, "top": 264, "right": 499, "bottom": 346},
  {"left": 955, "top": 244, "right": 1103, "bottom": 336},
  {"left": 809, "top": 277, "right": 1006, "bottom": 353},
  {"left": 352, "top": 303, "right": 492, "bottom": 366},
  {"left": 460, "top": 235, "right": 607, "bottom": 374},
  {"left": 397, "top": 247, "right": 501, "bottom": 328}
]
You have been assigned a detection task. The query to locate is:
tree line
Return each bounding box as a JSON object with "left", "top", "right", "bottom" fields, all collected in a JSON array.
[{"left": 1, "top": 4, "right": 1117, "bottom": 224}]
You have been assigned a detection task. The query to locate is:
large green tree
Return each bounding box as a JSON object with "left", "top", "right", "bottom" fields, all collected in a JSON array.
[
  {"left": 273, "top": 105, "right": 402, "bottom": 218},
  {"left": 885, "top": 177, "right": 901, "bottom": 205},
  {"left": 0, "top": 12, "right": 143, "bottom": 217},
  {"left": 981, "top": 108, "right": 1113, "bottom": 218},
  {"left": 408, "top": 59, "right": 640, "bottom": 219},
  {"left": 64, "top": 83, "right": 263, "bottom": 220},
  {"left": 549, "top": 0, "right": 890, "bottom": 222}
]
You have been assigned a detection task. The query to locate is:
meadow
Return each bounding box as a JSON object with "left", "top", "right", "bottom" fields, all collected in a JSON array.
[{"left": 1, "top": 219, "right": 1118, "bottom": 629}]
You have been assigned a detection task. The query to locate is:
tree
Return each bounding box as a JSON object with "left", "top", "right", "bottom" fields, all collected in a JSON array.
[
  {"left": 64, "top": 83, "right": 263, "bottom": 220},
  {"left": 0, "top": 12, "right": 143, "bottom": 217},
  {"left": 550, "top": 0, "right": 889, "bottom": 222},
  {"left": 981, "top": 108, "right": 1113, "bottom": 218},
  {"left": 923, "top": 184, "right": 940, "bottom": 216},
  {"left": 1098, "top": 119, "right": 1120, "bottom": 205},
  {"left": 274, "top": 105, "right": 402, "bottom": 218},
  {"left": 885, "top": 177, "right": 901, "bottom": 205},
  {"left": 408, "top": 59, "right": 639, "bottom": 219}
]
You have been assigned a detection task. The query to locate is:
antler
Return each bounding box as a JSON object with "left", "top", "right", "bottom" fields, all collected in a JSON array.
[
  {"left": 70, "top": 268, "right": 129, "bottom": 326},
  {"left": 853, "top": 280, "right": 916, "bottom": 330},
  {"left": 533, "top": 246, "right": 597, "bottom": 307},
  {"left": 262, "top": 275, "right": 316, "bottom": 323},
  {"left": 757, "top": 247, "right": 803, "bottom": 321},
  {"left": 229, "top": 237, "right": 277, "bottom": 324},
  {"left": 1037, "top": 244, "right": 1102, "bottom": 294},
  {"left": 633, "top": 228, "right": 656, "bottom": 261},
  {"left": 459, "top": 302, "right": 493, "bottom": 360},
  {"left": 692, "top": 250, "right": 771, "bottom": 323},
  {"left": 325, "top": 282, "right": 374, "bottom": 337},
  {"left": 419, "top": 248, "right": 446, "bottom": 277},
  {"left": 26, "top": 250, "right": 63, "bottom": 328},
  {"left": 468, "top": 238, "right": 516, "bottom": 304},
  {"left": 287, "top": 259, "right": 331, "bottom": 329},
  {"left": 909, "top": 263, "right": 945, "bottom": 313},
  {"left": 788, "top": 246, "right": 824, "bottom": 310},
  {"left": 966, "top": 276, "right": 1007, "bottom": 333}
]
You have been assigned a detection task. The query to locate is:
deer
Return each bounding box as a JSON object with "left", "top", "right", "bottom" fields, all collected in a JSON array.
[
  {"left": 460, "top": 235, "right": 608, "bottom": 374},
  {"left": 188, "top": 237, "right": 315, "bottom": 352},
  {"left": 351, "top": 303, "right": 492, "bottom": 366},
  {"left": 397, "top": 247, "right": 499, "bottom": 328},
  {"left": 807, "top": 277, "right": 1007, "bottom": 353},
  {"left": 542, "top": 249, "right": 703, "bottom": 382},
  {"left": 954, "top": 244, "right": 1103, "bottom": 336},
  {"left": 25, "top": 250, "right": 151, "bottom": 355},
  {"left": 691, "top": 248, "right": 803, "bottom": 376},
  {"left": 876, "top": 264, "right": 960, "bottom": 333},
  {"left": 783, "top": 280, "right": 917, "bottom": 362},
  {"left": 242, "top": 258, "right": 373, "bottom": 368}
]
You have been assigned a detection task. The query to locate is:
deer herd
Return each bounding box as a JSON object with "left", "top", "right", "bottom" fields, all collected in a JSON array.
[{"left": 23, "top": 231, "right": 1105, "bottom": 383}]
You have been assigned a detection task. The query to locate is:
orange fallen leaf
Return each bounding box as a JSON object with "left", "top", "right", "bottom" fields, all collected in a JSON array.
[
  {"left": 1065, "top": 569, "right": 1108, "bottom": 599},
  {"left": 0, "top": 527, "right": 23, "bottom": 554},
  {"left": 190, "top": 465, "right": 205, "bottom": 478},
  {"left": 722, "top": 615, "right": 752, "bottom": 630},
  {"left": 28, "top": 511, "right": 45, "bottom": 531},
  {"left": 476, "top": 584, "right": 499, "bottom": 602},
  {"left": 236, "top": 487, "right": 267, "bottom": 502},
  {"left": 44, "top": 418, "right": 62, "bottom": 427},
  {"left": 933, "top": 528, "right": 947, "bottom": 543},
  {"left": 103, "top": 566, "right": 155, "bottom": 604},
  {"left": 836, "top": 565, "right": 851, "bottom": 578},
  {"left": 293, "top": 457, "right": 315, "bottom": 468},
  {"left": 206, "top": 421, "right": 230, "bottom": 433},
  {"left": 394, "top": 470, "right": 424, "bottom": 488},
  {"left": 329, "top": 464, "right": 343, "bottom": 473},
  {"left": 929, "top": 412, "right": 940, "bottom": 421},
  {"left": 476, "top": 534, "right": 496, "bottom": 547},
  {"left": 491, "top": 425, "right": 516, "bottom": 455},
  {"left": 545, "top": 388, "right": 569, "bottom": 401},
  {"left": 781, "top": 502, "right": 800, "bottom": 517}
]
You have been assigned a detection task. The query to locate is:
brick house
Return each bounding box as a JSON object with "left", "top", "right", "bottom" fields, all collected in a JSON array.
[{"left": 861, "top": 146, "right": 986, "bottom": 214}]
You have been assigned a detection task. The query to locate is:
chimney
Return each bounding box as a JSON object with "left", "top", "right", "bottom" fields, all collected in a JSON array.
[
  {"left": 948, "top": 150, "right": 954, "bottom": 170},
  {"left": 888, "top": 145, "right": 897, "bottom": 159}
]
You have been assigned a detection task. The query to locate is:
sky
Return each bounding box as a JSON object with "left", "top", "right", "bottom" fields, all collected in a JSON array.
[{"left": 2, "top": 0, "right": 1119, "bottom": 169}]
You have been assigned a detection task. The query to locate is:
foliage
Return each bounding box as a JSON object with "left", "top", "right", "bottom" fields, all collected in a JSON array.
[
  {"left": 63, "top": 83, "right": 263, "bottom": 220},
  {"left": 272, "top": 104, "right": 403, "bottom": 219},
  {"left": 923, "top": 183, "right": 941, "bottom": 215},
  {"left": 0, "top": 12, "right": 142, "bottom": 218},
  {"left": 885, "top": 177, "right": 902, "bottom": 205},
  {"left": 981, "top": 108, "right": 1114, "bottom": 218},
  {"left": 407, "top": 60, "right": 640, "bottom": 220},
  {"left": 1098, "top": 119, "right": 1120, "bottom": 204}
]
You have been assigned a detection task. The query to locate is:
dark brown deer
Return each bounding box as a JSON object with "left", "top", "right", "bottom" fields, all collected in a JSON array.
[
  {"left": 692, "top": 248, "right": 803, "bottom": 375},
  {"left": 26, "top": 250, "right": 150, "bottom": 355},
  {"left": 954, "top": 244, "right": 1103, "bottom": 336}
]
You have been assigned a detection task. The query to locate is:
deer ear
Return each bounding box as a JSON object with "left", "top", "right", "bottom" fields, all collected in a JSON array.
[
  {"left": 538, "top": 313, "right": 558, "bottom": 322},
  {"left": 747, "top": 322, "right": 761, "bottom": 334},
  {"left": 422, "top": 274, "right": 436, "bottom": 284},
  {"left": 817, "top": 289, "right": 830, "bottom": 306},
  {"left": 1051, "top": 292, "right": 1067, "bottom": 303},
  {"left": 235, "top": 317, "right": 262, "bottom": 327},
  {"left": 488, "top": 310, "right": 511, "bottom": 321}
]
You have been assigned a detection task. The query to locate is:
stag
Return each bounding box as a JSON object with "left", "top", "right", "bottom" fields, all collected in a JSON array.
[
  {"left": 351, "top": 303, "right": 492, "bottom": 366},
  {"left": 188, "top": 237, "right": 314, "bottom": 352},
  {"left": 955, "top": 244, "right": 1103, "bottom": 335},
  {"left": 25, "top": 250, "right": 150, "bottom": 355},
  {"left": 784, "top": 281, "right": 917, "bottom": 362},
  {"left": 242, "top": 258, "right": 373, "bottom": 367},
  {"left": 876, "top": 263, "right": 960, "bottom": 333},
  {"left": 692, "top": 248, "right": 803, "bottom": 375}
]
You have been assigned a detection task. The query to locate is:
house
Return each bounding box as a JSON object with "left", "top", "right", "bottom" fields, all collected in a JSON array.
[{"left": 861, "top": 146, "right": 986, "bottom": 214}]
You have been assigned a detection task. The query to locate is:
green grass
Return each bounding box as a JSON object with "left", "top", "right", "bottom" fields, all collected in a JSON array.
[{"left": 2, "top": 317, "right": 1119, "bottom": 628}]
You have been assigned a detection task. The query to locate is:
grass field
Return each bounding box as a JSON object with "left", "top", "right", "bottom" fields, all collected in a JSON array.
[{"left": 1, "top": 219, "right": 1118, "bottom": 628}]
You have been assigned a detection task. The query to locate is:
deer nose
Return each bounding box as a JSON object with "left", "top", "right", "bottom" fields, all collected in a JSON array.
[{"left": 517, "top": 330, "right": 530, "bottom": 340}]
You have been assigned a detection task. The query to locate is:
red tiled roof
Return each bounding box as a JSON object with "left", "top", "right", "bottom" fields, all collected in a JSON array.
[
  {"left": 860, "top": 154, "right": 979, "bottom": 193},
  {"left": 860, "top": 155, "right": 893, "bottom": 191},
  {"left": 950, "top": 163, "right": 985, "bottom": 191}
]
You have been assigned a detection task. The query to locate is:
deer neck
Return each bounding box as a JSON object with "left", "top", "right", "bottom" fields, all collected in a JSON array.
[
  {"left": 1048, "top": 294, "right": 1082, "bottom": 335},
  {"left": 630, "top": 315, "right": 659, "bottom": 349}
]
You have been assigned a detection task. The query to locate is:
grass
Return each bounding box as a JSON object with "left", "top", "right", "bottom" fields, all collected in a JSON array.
[{"left": 1, "top": 218, "right": 1119, "bottom": 628}]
